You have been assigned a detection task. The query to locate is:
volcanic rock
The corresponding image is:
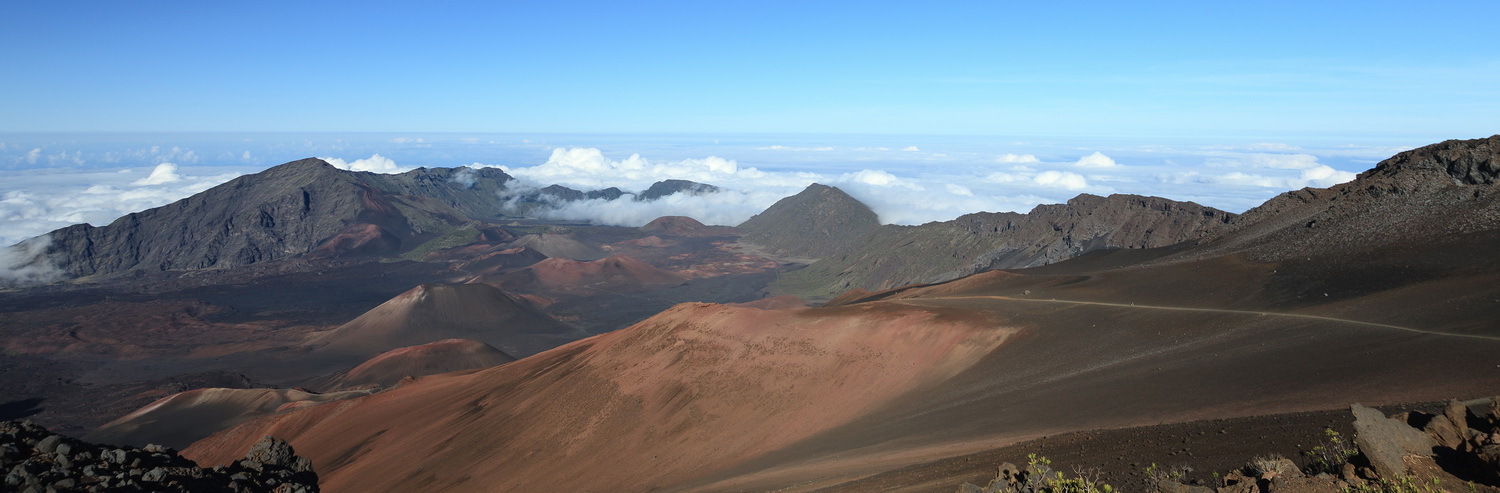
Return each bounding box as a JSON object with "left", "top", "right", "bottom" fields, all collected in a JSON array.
[
  {"left": 2, "top": 420, "right": 318, "bottom": 492},
  {"left": 1351, "top": 403, "right": 1435, "bottom": 478}
]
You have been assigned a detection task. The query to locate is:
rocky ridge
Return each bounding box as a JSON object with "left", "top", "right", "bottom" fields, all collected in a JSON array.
[
  {"left": 763, "top": 191, "right": 1233, "bottom": 299},
  {"left": 3, "top": 420, "right": 317, "bottom": 492},
  {"left": 38, "top": 159, "right": 514, "bottom": 279}
]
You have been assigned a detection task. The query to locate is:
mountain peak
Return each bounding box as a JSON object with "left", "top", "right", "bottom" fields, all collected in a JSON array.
[
  {"left": 1362, "top": 134, "right": 1500, "bottom": 186},
  {"left": 737, "top": 183, "right": 880, "bottom": 258}
]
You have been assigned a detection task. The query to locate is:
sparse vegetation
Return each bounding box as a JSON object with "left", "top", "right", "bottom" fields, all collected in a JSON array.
[
  {"left": 1145, "top": 462, "right": 1190, "bottom": 487},
  {"left": 1246, "top": 454, "right": 1290, "bottom": 477},
  {"left": 1342, "top": 475, "right": 1443, "bottom": 493},
  {"left": 957, "top": 454, "right": 1113, "bottom": 493},
  {"left": 399, "top": 225, "right": 480, "bottom": 261},
  {"left": 1304, "top": 428, "right": 1359, "bottom": 475}
]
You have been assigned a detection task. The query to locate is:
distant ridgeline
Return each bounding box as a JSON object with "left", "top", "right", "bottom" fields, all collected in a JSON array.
[
  {"left": 22, "top": 158, "right": 717, "bottom": 279},
  {"left": 739, "top": 183, "right": 1235, "bottom": 300}
]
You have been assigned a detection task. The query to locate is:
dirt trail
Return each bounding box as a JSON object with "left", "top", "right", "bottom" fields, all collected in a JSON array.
[{"left": 895, "top": 295, "right": 1500, "bottom": 342}]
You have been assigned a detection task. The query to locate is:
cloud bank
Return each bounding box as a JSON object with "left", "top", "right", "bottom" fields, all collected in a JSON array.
[
  {"left": 0, "top": 235, "right": 62, "bottom": 286},
  {"left": 0, "top": 135, "right": 1375, "bottom": 255}
]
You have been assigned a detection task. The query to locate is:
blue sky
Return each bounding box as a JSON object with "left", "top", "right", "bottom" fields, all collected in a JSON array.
[
  {"left": 3, "top": 1, "right": 1496, "bottom": 137},
  {"left": 1, "top": 2, "right": 1497, "bottom": 259}
]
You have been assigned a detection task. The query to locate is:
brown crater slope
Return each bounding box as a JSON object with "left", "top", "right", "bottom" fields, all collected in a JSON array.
[
  {"left": 83, "top": 387, "right": 373, "bottom": 450},
  {"left": 505, "top": 233, "right": 607, "bottom": 260},
  {"left": 308, "top": 338, "right": 516, "bottom": 392},
  {"left": 183, "top": 302, "right": 1011, "bottom": 492},
  {"left": 305, "top": 283, "right": 583, "bottom": 360},
  {"left": 494, "top": 255, "right": 688, "bottom": 295}
]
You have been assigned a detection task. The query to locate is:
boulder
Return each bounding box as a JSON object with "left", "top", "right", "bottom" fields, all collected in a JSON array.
[
  {"left": 1424, "top": 399, "right": 1474, "bottom": 450},
  {"left": 1351, "top": 403, "right": 1435, "bottom": 478}
]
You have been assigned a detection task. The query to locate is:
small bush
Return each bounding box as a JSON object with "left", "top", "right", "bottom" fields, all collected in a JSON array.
[
  {"left": 1246, "top": 454, "right": 1288, "bottom": 477},
  {"left": 961, "top": 454, "right": 1114, "bottom": 493},
  {"left": 1304, "top": 428, "right": 1358, "bottom": 475},
  {"left": 1145, "top": 462, "right": 1191, "bottom": 487}
]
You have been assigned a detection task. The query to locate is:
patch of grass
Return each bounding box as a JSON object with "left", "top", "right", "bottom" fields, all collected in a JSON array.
[{"left": 400, "top": 226, "right": 480, "bottom": 261}]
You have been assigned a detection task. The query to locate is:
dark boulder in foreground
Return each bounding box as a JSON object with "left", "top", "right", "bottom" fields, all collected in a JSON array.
[{"left": 2, "top": 420, "right": 317, "bottom": 492}]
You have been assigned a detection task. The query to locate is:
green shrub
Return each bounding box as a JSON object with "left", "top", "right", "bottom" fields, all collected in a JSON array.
[{"left": 1304, "top": 428, "right": 1358, "bottom": 475}]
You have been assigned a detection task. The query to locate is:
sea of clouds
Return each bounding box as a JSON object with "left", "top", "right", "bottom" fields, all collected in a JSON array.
[{"left": 0, "top": 133, "right": 1410, "bottom": 283}]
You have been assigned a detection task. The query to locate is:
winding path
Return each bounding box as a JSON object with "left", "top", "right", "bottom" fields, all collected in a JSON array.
[{"left": 893, "top": 295, "right": 1500, "bottom": 342}]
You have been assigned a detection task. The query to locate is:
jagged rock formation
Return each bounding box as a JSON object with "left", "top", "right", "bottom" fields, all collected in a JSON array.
[
  {"left": 755, "top": 190, "right": 1233, "bottom": 299},
  {"left": 2, "top": 420, "right": 318, "bottom": 492},
  {"left": 1185, "top": 134, "right": 1500, "bottom": 263},
  {"left": 737, "top": 183, "right": 882, "bottom": 259},
  {"left": 505, "top": 179, "right": 717, "bottom": 215},
  {"left": 39, "top": 158, "right": 515, "bottom": 278},
  {"left": 637, "top": 179, "right": 720, "bottom": 200}
]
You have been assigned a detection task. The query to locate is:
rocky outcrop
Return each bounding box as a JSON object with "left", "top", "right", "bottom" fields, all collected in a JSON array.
[
  {"left": 1360, "top": 134, "right": 1500, "bottom": 187},
  {"left": 1190, "top": 135, "right": 1500, "bottom": 263},
  {"left": 768, "top": 192, "right": 1233, "bottom": 299},
  {"left": 1351, "top": 403, "right": 1436, "bottom": 478},
  {"left": 2, "top": 420, "right": 317, "bottom": 492}
]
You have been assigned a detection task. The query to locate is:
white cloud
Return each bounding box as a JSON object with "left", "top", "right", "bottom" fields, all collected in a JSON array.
[
  {"left": 322, "top": 154, "right": 408, "bottom": 173},
  {"left": 0, "top": 235, "right": 61, "bottom": 286},
  {"left": 447, "top": 167, "right": 476, "bottom": 188},
  {"left": 902, "top": 146, "right": 920, "bottom": 152},
  {"left": 1161, "top": 164, "right": 1356, "bottom": 190},
  {"left": 0, "top": 165, "right": 247, "bottom": 248},
  {"left": 531, "top": 188, "right": 786, "bottom": 227},
  {"left": 25, "top": 148, "right": 40, "bottom": 164},
  {"left": 131, "top": 162, "right": 183, "bottom": 185},
  {"left": 997, "top": 153, "right": 1040, "bottom": 163},
  {"left": 1206, "top": 153, "right": 1321, "bottom": 170},
  {"left": 945, "top": 184, "right": 974, "bottom": 196},
  {"left": 1032, "top": 170, "right": 1091, "bottom": 190},
  {"left": 498, "top": 147, "right": 799, "bottom": 192},
  {"left": 841, "top": 169, "right": 901, "bottom": 187},
  {"left": 1074, "top": 151, "right": 1117, "bottom": 168}
]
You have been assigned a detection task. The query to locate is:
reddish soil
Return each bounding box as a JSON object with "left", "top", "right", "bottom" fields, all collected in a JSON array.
[{"left": 183, "top": 302, "right": 1013, "bottom": 492}]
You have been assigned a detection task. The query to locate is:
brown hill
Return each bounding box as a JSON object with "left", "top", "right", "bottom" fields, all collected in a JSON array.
[
  {"left": 641, "top": 215, "right": 708, "bottom": 235},
  {"left": 737, "top": 183, "right": 882, "bottom": 258},
  {"left": 308, "top": 339, "right": 516, "bottom": 391},
  {"left": 84, "top": 387, "right": 372, "bottom": 450},
  {"left": 305, "top": 283, "right": 583, "bottom": 359},
  {"left": 35, "top": 159, "right": 516, "bottom": 279},
  {"left": 183, "top": 301, "right": 1011, "bottom": 492},
  {"left": 495, "top": 255, "right": 688, "bottom": 295},
  {"left": 505, "top": 233, "right": 607, "bottom": 260}
]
